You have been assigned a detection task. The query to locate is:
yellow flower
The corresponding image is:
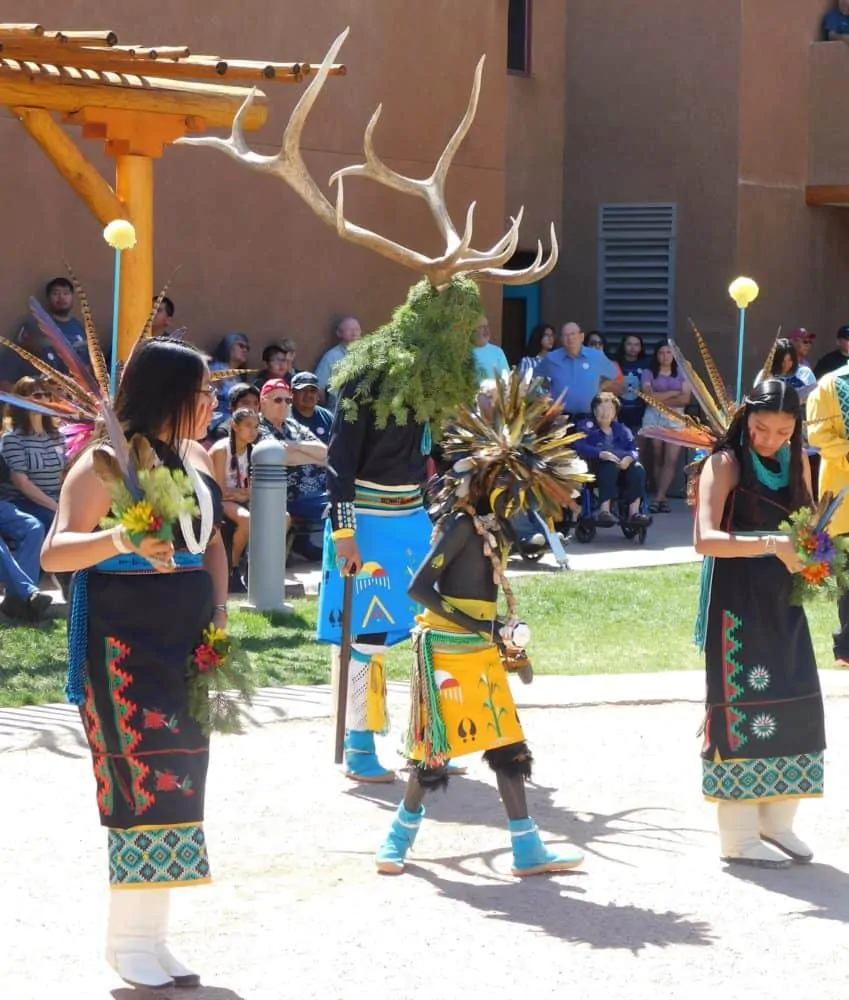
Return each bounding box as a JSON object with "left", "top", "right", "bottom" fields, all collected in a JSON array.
[
  {"left": 103, "top": 219, "right": 137, "bottom": 251},
  {"left": 122, "top": 500, "right": 156, "bottom": 535},
  {"left": 728, "top": 276, "right": 759, "bottom": 309},
  {"left": 204, "top": 625, "right": 229, "bottom": 647}
]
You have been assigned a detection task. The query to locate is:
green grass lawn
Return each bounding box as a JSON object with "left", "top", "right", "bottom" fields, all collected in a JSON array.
[{"left": 0, "top": 563, "right": 841, "bottom": 708}]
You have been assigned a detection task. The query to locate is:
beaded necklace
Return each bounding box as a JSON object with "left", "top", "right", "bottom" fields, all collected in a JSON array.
[{"left": 750, "top": 446, "right": 790, "bottom": 492}]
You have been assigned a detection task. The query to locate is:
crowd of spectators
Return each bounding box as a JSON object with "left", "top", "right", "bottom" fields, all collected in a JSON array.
[
  {"left": 2, "top": 276, "right": 847, "bottom": 618},
  {"left": 0, "top": 279, "right": 365, "bottom": 614}
]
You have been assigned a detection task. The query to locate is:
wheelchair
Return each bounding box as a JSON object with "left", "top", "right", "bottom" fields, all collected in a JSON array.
[{"left": 565, "top": 481, "right": 652, "bottom": 546}]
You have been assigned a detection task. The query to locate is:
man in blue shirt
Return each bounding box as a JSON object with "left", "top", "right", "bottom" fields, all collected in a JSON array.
[
  {"left": 824, "top": 1, "right": 849, "bottom": 40},
  {"left": 290, "top": 370, "right": 334, "bottom": 441},
  {"left": 536, "top": 322, "right": 621, "bottom": 419},
  {"left": 472, "top": 318, "right": 509, "bottom": 383}
]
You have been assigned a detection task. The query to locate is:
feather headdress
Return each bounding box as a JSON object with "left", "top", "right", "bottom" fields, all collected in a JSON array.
[
  {"left": 0, "top": 277, "right": 183, "bottom": 494},
  {"left": 430, "top": 368, "right": 593, "bottom": 525},
  {"left": 638, "top": 320, "right": 784, "bottom": 451}
]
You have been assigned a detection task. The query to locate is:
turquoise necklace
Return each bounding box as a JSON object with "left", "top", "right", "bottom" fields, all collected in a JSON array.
[{"left": 751, "top": 446, "right": 790, "bottom": 491}]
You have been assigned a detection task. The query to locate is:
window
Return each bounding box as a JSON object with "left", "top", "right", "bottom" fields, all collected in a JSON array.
[
  {"left": 597, "top": 203, "right": 677, "bottom": 343},
  {"left": 507, "top": 0, "right": 531, "bottom": 75}
]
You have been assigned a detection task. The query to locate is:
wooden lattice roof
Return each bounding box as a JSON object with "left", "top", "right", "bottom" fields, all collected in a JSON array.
[{"left": 0, "top": 22, "right": 346, "bottom": 129}]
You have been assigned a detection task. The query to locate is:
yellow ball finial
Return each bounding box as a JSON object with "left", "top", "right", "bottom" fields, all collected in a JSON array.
[
  {"left": 103, "top": 219, "right": 137, "bottom": 251},
  {"left": 728, "top": 276, "right": 759, "bottom": 310}
]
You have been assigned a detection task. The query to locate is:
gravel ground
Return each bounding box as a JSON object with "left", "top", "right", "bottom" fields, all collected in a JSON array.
[{"left": 3, "top": 691, "right": 849, "bottom": 1000}]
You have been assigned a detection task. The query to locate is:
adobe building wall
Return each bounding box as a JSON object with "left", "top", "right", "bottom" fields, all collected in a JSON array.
[
  {"left": 555, "top": 0, "right": 741, "bottom": 362},
  {"left": 505, "top": 0, "right": 568, "bottom": 325},
  {"left": 0, "top": 0, "right": 509, "bottom": 367}
]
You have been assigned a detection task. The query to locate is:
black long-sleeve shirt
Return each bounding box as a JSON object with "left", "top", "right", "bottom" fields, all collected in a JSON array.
[{"left": 327, "top": 378, "right": 427, "bottom": 528}]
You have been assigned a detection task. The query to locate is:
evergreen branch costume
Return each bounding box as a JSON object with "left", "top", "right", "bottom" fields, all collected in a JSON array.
[{"left": 180, "top": 27, "right": 561, "bottom": 783}]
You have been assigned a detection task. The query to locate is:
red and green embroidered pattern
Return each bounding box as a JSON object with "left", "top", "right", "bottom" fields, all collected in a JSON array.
[
  {"left": 721, "top": 611, "right": 748, "bottom": 751},
  {"left": 106, "top": 637, "right": 153, "bottom": 816},
  {"left": 83, "top": 682, "right": 114, "bottom": 816}
]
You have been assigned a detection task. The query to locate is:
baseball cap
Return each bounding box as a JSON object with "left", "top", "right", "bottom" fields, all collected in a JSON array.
[
  {"left": 290, "top": 371, "right": 320, "bottom": 391},
  {"left": 259, "top": 378, "right": 291, "bottom": 401},
  {"left": 838, "top": 327, "right": 849, "bottom": 341},
  {"left": 789, "top": 327, "right": 815, "bottom": 342}
]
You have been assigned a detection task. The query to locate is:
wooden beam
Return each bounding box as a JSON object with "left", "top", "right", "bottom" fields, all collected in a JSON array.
[
  {"left": 0, "top": 25, "right": 44, "bottom": 38},
  {"left": 0, "top": 65, "right": 268, "bottom": 129},
  {"left": 12, "top": 106, "right": 126, "bottom": 224},
  {"left": 806, "top": 185, "right": 849, "bottom": 206},
  {"left": 115, "top": 154, "right": 153, "bottom": 361},
  {"left": 5, "top": 51, "right": 303, "bottom": 84}
]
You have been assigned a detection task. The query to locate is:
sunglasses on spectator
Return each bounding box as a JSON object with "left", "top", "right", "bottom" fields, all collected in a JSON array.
[{"left": 31, "top": 391, "right": 50, "bottom": 399}]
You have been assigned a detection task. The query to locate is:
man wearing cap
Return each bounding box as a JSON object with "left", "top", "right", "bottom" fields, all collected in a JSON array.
[
  {"left": 814, "top": 326, "right": 849, "bottom": 379},
  {"left": 290, "top": 371, "right": 334, "bottom": 442},
  {"left": 789, "top": 328, "right": 815, "bottom": 370},
  {"left": 257, "top": 379, "right": 328, "bottom": 562}
]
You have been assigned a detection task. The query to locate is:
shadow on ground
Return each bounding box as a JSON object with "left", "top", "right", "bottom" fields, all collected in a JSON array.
[
  {"left": 112, "top": 986, "right": 246, "bottom": 999},
  {"left": 349, "top": 772, "right": 707, "bottom": 866},
  {"left": 725, "top": 861, "right": 849, "bottom": 924},
  {"left": 407, "top": 860, "right": 715, "bottom": 952}
]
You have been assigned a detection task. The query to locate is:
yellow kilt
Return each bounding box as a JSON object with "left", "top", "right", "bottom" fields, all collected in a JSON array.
[{"left": 406, "top": 627, "right": 524, "bottom": 765}]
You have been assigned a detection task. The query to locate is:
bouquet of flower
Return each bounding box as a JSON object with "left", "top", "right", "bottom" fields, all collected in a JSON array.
[
  {"left": 186, "top": 624, "right": 255, "bottom": 735},
  {"left": 779, "top": 489, "right": 849, "bottom": 605},
  {"left": 95, "top": 436, "right": 199, "bottom": 556}
]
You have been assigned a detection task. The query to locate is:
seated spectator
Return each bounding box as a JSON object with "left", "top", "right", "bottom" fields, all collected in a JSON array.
[
  {"left": 290, "top": 371, "right": 333, "bottom": 441},
  {"left": 518, "top": 323, "right": 555, "bottom": 376},
  {"left": 615, "top": 334, "right": 649, "bottom": 432},
  {"left": 813, "top": 326, "right": 849, "bottom": 379},
  {"left": 788, "top": 327, "right": 814, "bottom": 370},
  {"left": 0, "top": 377, "right": 66, "bottom": 531},
  {"left": 207, "top": 381, "right": 260, "bottom": 443},
  {"left": 316, "top": 316, "right": 362, "bottom": 409},
  {"left": 0, "top": 492, "right": 53, "bottom": 621},
  {"left": 640, "top": 343, "right": 692, "bottom": 513},
  {"left": 824, "top": 0, "right": 849, "bottom": 41},
  {"left": 209, "top": 332, "right": 251, "bottom": 433},
  {"left": 473, "top": 317, "right": 509, "bottom": 383},
  {"left": 757, "top": 338, "right": 816, "bottom": 401},
  {"left": 0, "top": 286, "right": 84, "bottom": 391},
  {"left": 575, "top": 392, "right": 650, "bottom": 526},
  {"left": 151, "top": 295, "right": 177, "bottom": 338},
  {"left": 210, "top": 408, "right": 259, "bottom": 593},
  {"left": 257, "top": 379, "right": 328, "bottom": 561},
  {"left": 33, "top": 277, "right": 87, "bottom": 359},
  {"left": 254, "top": 339, "right": 297, "bottom": 391}
]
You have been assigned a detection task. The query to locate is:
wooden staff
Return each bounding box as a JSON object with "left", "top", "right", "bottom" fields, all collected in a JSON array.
[{"left": 333, "top": 574, "right": 354, "bottom": 764}]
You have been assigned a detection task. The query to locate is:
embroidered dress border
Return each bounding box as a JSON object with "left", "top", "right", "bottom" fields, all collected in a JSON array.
[
  {"left": 109, "top": 823, "right": 210, "bottom": 888},
  {"left": 702, "top": 751, "right": 824, "bottom": 801}
]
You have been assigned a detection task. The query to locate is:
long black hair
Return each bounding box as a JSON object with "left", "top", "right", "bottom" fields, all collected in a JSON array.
[
  {"left": 711, "top": 377, "right": 810, "bottom": 516},
  {"left": 650, "top": 342, "right": 678, "bottom": 378},
  {"left": 116, "top": 337, "right": 207, "bottom": 450},
  {"left": 525, "top": 323, "right": 555, "bottom": 358},
  {"left": 228, "top": 407, "right": 257, "bottom": 487}
]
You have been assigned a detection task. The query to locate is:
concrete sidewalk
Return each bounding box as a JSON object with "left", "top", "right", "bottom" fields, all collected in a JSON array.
[{"left": 4, "top": 677, "right": 849, "bottom": 999}]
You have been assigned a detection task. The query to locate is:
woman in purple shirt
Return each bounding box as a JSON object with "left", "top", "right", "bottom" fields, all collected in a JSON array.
[{"left": 640, "top": 343, "right": 691, "bottom": 512}]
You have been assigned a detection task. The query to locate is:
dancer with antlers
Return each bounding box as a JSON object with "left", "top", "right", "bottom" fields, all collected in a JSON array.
[{"left": 181, "top": 28, "right": 559, "bottom": 782}]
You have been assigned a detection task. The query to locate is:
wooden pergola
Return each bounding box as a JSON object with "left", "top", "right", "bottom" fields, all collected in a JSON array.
[{"left": 0, "top": 23, "right": 345, "bottom": 358}]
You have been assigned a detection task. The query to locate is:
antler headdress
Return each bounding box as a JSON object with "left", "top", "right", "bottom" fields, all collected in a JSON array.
[{"left": 178, "top": 28, "right": 557, "bottom": 291}]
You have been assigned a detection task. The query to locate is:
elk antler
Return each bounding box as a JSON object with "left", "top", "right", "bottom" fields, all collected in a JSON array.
[{"left": 178, "top": 28, "right": 558, "bottom": 289}]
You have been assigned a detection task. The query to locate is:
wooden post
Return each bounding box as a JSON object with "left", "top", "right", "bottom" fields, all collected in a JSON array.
[
  {"left": 13, "top": 107, "right": 125, "bottom": 225},
  {"left": 114, "top": 154, "right": 153, "bottom": 360}
]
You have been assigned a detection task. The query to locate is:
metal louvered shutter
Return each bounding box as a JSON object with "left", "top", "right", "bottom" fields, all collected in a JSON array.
[{"left": 597, "top": 203, "right": 677, "bottom": 342}]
